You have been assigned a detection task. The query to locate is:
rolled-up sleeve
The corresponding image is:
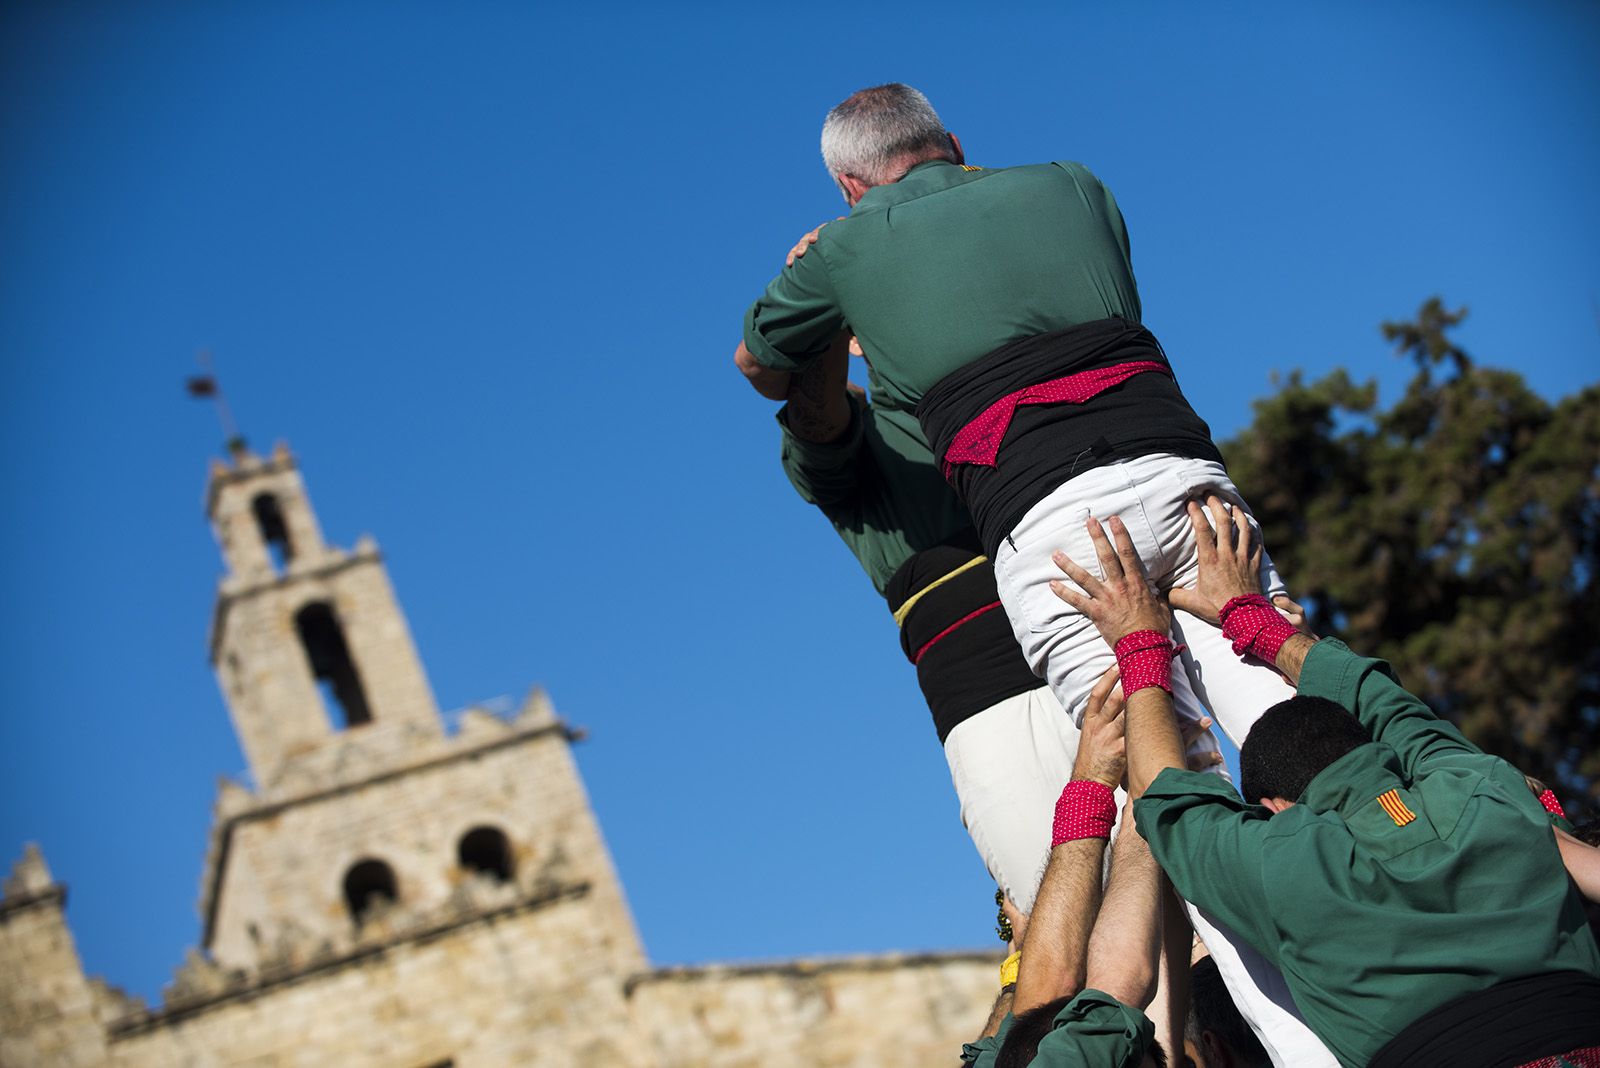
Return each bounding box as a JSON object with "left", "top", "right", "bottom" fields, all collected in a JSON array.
[
  {"left": 742, "top": 246, "right": 845, "bottom": 373},
  {"left": 1133, "top": 770, "right": 1278, "bottom": 961},
  {"left": 1031, "top": 990, "right": 1154, "bottom": 1068},
  {"left": 777, "top": 393, "right": 866, "bottom": 511}
]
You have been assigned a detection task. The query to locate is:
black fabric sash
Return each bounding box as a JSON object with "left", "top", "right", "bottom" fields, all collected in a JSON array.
[
  {"left": 915, "top": 317, "right": 1222, "bottom": 557},
  {"left": 884, "top": 536, "right": 1044, "bottom": 744},
  {"left": 1368, "top": 971, "right": 1600, "bottom": 1068}
]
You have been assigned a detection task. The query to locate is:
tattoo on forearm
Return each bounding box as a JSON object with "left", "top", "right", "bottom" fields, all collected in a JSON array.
[{"left": 786, "top": 361, "right": 848, "bottom": 442}]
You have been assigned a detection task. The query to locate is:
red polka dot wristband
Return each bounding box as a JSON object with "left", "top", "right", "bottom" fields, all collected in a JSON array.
[
  {"left": 1539, "top": 789, "right": 1566, "bottom": 819},
  {"left": 1052, "top": 780, "right": 1117, "bottom": 846},
  {"left": 1113, "top": 629, "right": 1181, "bottom": 696},
  {"left": 1219, "top": 594, "right": 1297, "bottom": 664}
]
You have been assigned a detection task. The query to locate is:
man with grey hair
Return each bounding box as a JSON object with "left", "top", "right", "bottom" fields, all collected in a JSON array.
[
  {"left": 733, "top": 83, "right": 1333, "bottom": 1067},
  {"left": 818, "top": 83, "right": 961, "bottom": 202}
]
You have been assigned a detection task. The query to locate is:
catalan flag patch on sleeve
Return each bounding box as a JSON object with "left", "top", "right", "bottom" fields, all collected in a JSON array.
[{"left": 1376, "top": 789, "right": 1416, "bottom": 827}]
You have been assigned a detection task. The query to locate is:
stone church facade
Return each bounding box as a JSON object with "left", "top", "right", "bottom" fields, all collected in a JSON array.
[{"left": 0, "top": 443, "right": 998, "bottom": 1067}]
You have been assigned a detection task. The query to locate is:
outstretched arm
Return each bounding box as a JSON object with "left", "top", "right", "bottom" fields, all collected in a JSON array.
[
  {"left": 1084, "top": 798, "right": 1164, "bottom": 1011},
  {"left": 1556, "top": 827, "right": 1600, "bottom": 903},
  {"left": 1012, "top": 667, "right": 1125, "bottom": 1013},
  {"left": 1050, "top": 516, "right": 1186, "bottom": 797}
]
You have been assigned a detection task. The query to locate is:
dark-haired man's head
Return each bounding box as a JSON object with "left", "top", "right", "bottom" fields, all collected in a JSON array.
[
  {"left": 1238, "top": 696, "right": 1371, "bottom": 806},
  {"left": 1185, "top": 956, "right": 1271, "bottom": 1068},
  {"left": 997, "top": 996, "right": 1167, "bottom": 1068}
]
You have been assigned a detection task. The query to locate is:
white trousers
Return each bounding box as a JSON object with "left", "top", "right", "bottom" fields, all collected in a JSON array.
[
  {"left": 985, "top": 453, "right": 1338, "bottom": 1068},
  {"left": 943, "top": 687, "right": 1081, "bottom": 915}
]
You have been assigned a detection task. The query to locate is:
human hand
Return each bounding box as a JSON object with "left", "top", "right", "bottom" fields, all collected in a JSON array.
[
  {"left": 1167, "top": 495, "right": 1265, "bottom": 625},
  {"left": 1049, "top": 516, "right": 1171, "bottom": 648},
  {"left": 1071, "top": 665, "right": 1126, "bottom": 788},
  {"left": 1272, "top": 595, "right": 1317, "bottom": 639},
  {"left": 785, "top": 218, "right": 844, "bottom": 267},
  {"left": 1181, "top": 714, "right": 1224, "bottom": 773}
]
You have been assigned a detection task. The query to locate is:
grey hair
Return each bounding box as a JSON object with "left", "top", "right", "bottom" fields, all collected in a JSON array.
[{"left": 820, "top": 83, "right": 955, "bottom": 187}]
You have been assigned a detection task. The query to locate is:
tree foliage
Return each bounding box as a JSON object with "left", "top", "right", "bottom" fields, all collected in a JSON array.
[{"left": 1222, "top": 298, "right": 1600, "bottom": 818}]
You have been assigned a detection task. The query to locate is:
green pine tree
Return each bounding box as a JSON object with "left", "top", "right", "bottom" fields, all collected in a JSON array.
[{"left": 1222, "top": 298, "right": 1600, "bottom": 819}]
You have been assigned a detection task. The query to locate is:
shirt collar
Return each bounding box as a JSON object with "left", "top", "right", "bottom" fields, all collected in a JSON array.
[
  {"left": 1297, "top": 742, "right": 1406, "bottom": 818},
  {"left": 853, "top": 159, "right": 962, "bottom": 213}
]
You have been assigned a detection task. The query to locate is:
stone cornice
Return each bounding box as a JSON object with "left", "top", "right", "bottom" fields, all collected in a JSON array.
[
  {"left": 112, "top": 881, "right": 591, "bottom": 1040},
  {"left": 0, "top": 884, "right": 66, "bottom": 922},
  {"left": 206, "top": 546, "right": 378, "bottom": 663},
  {"left": 623, "top": 948, "right": 1004, "bottom": 997},
  {"left": 203, "top": 451, "right": 296, "bottom": 517}
]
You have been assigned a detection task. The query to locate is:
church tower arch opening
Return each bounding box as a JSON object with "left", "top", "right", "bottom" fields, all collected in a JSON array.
[
  {"left": 250, "top": 491, "right": 294, "bottom": 572},
  {"left": 342, "top": 858, "right": 398, "bottom": 925},
  {"left": 294, "top": 601, "right": 373, "bottom": 729},
  {"left": 457, "top": 826, "right": 515, "bottom": 884}
]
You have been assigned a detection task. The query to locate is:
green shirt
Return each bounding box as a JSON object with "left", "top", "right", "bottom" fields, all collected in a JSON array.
[
  {"left": 778, "top": 384, "right": 973, "bottom": 595},
  {"left": 744, "top": 160, "right": 1140, "bottom": 414},
  {"left": 960, "top": 991, "right": 1154, "bottom": 1068},
  {"left": 1134, "top": 639, "right": 1600, "bottom": 1068}
]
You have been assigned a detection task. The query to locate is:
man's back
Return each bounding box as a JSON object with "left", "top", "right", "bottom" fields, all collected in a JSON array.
[{"left": 746, "top": 160, "right": 1141, "bottom": 413}]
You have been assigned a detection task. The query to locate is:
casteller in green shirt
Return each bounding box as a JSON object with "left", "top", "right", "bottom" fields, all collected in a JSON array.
[
  {"left": 743, "top": 159, "right": 1140, "bottom": 415},
  {"left": 961, "top": 990, "right": 1157, "bottom": 1068},
  {"left": 777, "top": 367, "right": 970, "bottom": 596},
  {"left": 1134, "top": 639, "right": 1600, "bottom": 1068}
]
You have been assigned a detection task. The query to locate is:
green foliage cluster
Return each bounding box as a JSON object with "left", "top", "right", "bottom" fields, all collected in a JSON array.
[{"left": 1222, "top": 299, "right": 1600, "bottom": 818}]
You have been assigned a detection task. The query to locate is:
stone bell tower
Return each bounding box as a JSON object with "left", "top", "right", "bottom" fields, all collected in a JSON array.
[
  {"left": 207, "top": 441, "right": 440, "bottom": 789},
  {"left": 163, "top": 440, "right": 651, "bottom": 1066}
]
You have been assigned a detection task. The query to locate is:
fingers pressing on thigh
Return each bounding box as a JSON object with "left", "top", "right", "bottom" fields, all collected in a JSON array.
[
  {"left": 1084, "top": 516, "right": 1124, "bottom": 582},
  {"left": 1186, "top": 501, "right": 1216, "bottom": 561},
  {"left": 1106, "top": 515, "right": 1150, "bottom": 578}
]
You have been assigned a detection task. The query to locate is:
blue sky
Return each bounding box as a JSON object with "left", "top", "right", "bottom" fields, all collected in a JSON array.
[{"left": 2, "top": 2, "right": 1596, "bottom": 1002}]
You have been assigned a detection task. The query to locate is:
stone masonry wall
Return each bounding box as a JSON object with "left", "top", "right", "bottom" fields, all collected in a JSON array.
[
  {"left": 630, "top": 952, "right": 1002, "bottom": 1068},
  {"left": 207, "top": 715, "right": 643, "bottom": 981},
  {"left": 108, "top": 889, "right": 649, "bottom": 1068}
]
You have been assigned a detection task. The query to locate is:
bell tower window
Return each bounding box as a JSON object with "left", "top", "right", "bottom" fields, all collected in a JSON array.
[
  {"left": 457, "top": 826, "right": 514, "bottom": 883},
  {"left": 342, "top": 858, "right": 398, "bottom": 924},
  {"left": 251, "top": 492, "right": 294, "bottom": 572},
  {"left": 294, "top": 602, "right": 372, "bottom": 728}
]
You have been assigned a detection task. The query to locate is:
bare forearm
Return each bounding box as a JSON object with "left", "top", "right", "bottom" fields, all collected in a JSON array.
[
  {"left": 1274, "top": 633, "right": 1317, "bottom": 687},
  {"left": 979, "top": 988, "right": 1015, "bottom": 1039},
  {"left": 1013, "top": 838, "right": 1106, "bottom": 1013},
  {"left": 1125, "top": 688, "right": 1185, "bottom": 799},
  {"left": 781, "top": 333, "right": 852, "bottom": 443},
  {"left": 734, "top": 340, "right": 792, "bottom": 400},
  {"left": 1085, "top": 812, "right": 1163, "bottom": 1010},
  {"left": 1556, "top": 827, "right": 1600, "bottom": 901}
]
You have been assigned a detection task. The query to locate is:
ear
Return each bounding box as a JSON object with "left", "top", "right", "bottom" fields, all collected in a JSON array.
[
  {"left": 838, "top": 173, "right": 873, "bottom": 206},
  {"left": 1200, "top": 1029, "right": 1230, "bottom": 1066},
  {"left": 949, "top": 131, "right": 965, "bottom": 164},
  {"left": 1261, "top": 797, "right": 1295, "bottom": 815}
]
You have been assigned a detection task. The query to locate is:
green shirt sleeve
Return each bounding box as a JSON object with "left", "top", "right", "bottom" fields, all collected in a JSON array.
[
  {"left": 1030, "top": 990, "right": 1154, "bottom": 1068},
  {"left": 960, "top": 1012, "right": 1013, "bottom": 1068},
  {"left": 776, "top": 393, "right": 865, "bottom": 512},
  {"left": 1133, "top": 770, "right": 1281, "bottom": 961},
  {"left": 1296, "top": 639, "right": 1480, "bottom": 778},
  {"left": 742, "top": 241, "right": 845, "bottom": 373}
]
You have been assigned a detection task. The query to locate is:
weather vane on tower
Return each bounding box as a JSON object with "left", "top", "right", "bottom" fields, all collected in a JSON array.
[{"left": 186, "top": 348, "right": 248, "bottom": 455}]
